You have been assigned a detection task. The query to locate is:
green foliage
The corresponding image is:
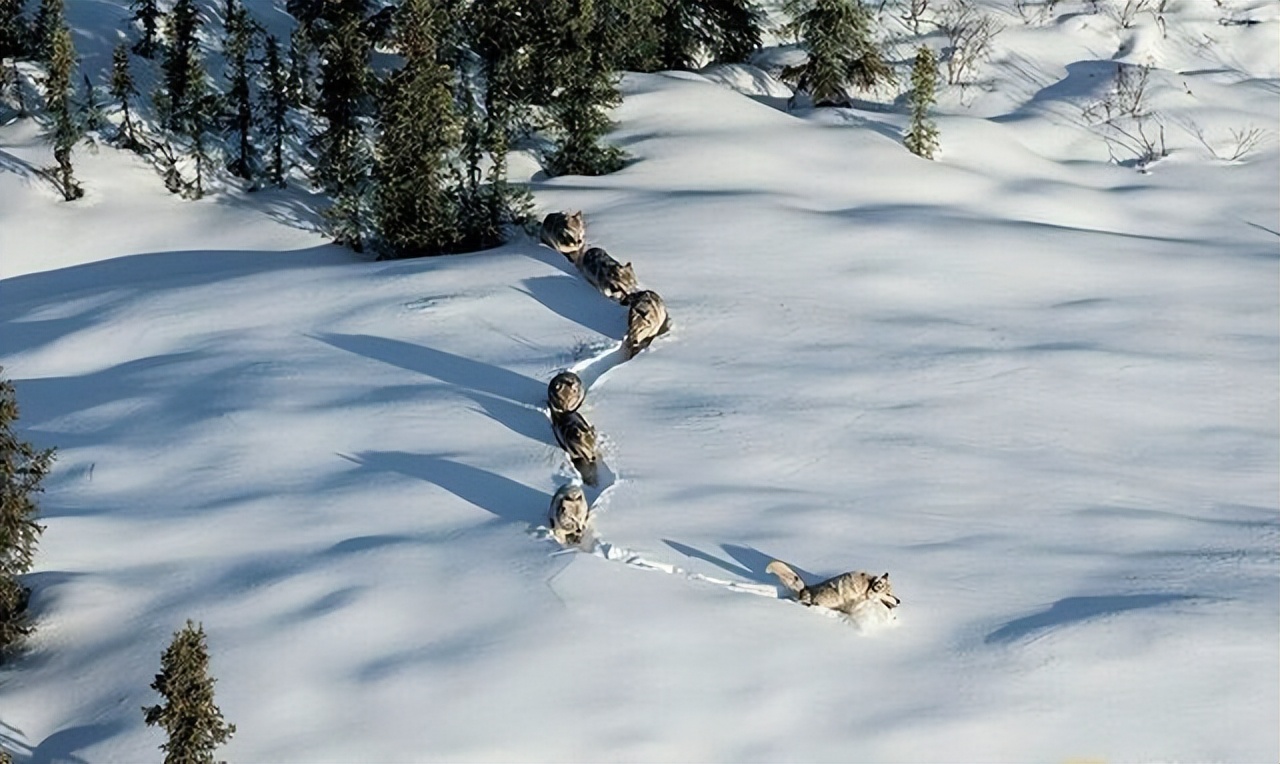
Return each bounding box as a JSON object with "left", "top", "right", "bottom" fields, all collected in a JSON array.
[
  {"left": 156, "top": 0, "right": 219, "bottom": 199},
  {"left": 260, "top": 34, "right": 290, "bottom": 187},
  {"left": 286, "top": 26, "right": 313, "bottom": 109},
  {"left": 222, "top": 0, "right": 259, "bottom": 181},
  {"left": 373, "top": 0, "right": 460, "bottom": 257},
  {"left": 0, "top": 0, "right": 28, "bottom": 60},
  {"left": 654, "top": 0, "right": 764, "bottom": 71},
  {"left": 0, "top": 371, "right": 54, "bottom": 661},
  {"left": 782, "top": 0, "right": 892, "bottom": 107},
  {"left": 110, "top": 42, "right": 144, "bottom": 150},
  {"left": 143, "top": 621, "right": 236, "bottom": 764},
  {"left": 313, "top": 0, "right": 373, "bottom": 248},
  {"left": 80, "top": 73, "right": 106, "bottom": 132},
  {"left": 42, "top": 23, "right": 82, "bottom": 200},
  {"left": 31, "top": 0, "right": 62, "bottom": 63},
  {"left": 131, "top": 0, "right": 163, "bottom": 59},
  {"left": 904, "top": 45, "right": 939, "bottom": 159},
  {"left": 544, "top": 0, "right": 625, "bottom": 177}
]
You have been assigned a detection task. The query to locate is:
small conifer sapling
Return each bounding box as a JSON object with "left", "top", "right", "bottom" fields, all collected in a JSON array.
[
  {"left": 143, "top": 620, "right": 236, "bottom": 764},
  {"left": 904, "top": 45, "right": 940, "bottom": 159}
]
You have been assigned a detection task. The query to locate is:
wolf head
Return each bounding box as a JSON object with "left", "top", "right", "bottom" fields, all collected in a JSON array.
[
  {"left": 868, "top": 573, "right": 900, "bottom": 609},
  {"left": 547, "top": 371, "right": 585, "bottom": 415}
]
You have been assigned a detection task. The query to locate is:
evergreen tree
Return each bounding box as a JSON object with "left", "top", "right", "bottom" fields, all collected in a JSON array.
[
  {"left": 157, "top": 0, "right": 202, "bottom": 132},
  {"left": 42, "top": 23, "right": 82, "bottom": 200},
  {"left": 545, "top": 0, "right": 624, "bottom": 177},
  {"left": 0, "top": 0, "right": 28, "bottom": 60},
  {"left": 313, "top": 0, "right": 373, "bottom": 249},
  {"left": 131, "top": 0, "right": 163, "bottom": 59},
  {"left": 373, "top": 0, "right": 459, "bottom": 258},
  {"left": 654, "top": 0, "right": 763, "bottom": 70},
  {"left": 110, "top": 42, "right": 143, "bottom": 150},
  {"left": 0, "top": 372, "right": 55, "bottom": 660},
  {"left": 31, "top": 0, "right": 63, "bottom": 63},
  {"left": 80, "top": 73, "right": 106, "bottom": 132},
  {"left": 222, "top": 0, "right": 258, "bottom": 181},
  {"left": 259, "top": 34, "right": 290, "bottom": 188},
  {"left": 285, "top": 25, "right": 313, "bottom": 108},
  {"left": 143, "top": 620, "right": 236, "bottom": 764},
  {"left": 903, "top": 45, "right": 939, "bottom": 159},
  {"left": 782, "top": 0, "right": 892, "bottom": 107}
]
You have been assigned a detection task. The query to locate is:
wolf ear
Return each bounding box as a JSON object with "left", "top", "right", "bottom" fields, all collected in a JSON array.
[{"left": 881, "top": 572, "right": 890, "bottom": 580}]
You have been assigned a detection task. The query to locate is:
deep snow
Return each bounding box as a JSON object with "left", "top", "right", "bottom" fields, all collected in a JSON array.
[{"left": 2, "top": 1, "right": 1278, "bottom": 761}]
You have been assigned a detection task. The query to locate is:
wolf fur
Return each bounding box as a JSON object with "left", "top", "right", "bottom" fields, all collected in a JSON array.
[
  {"left": 766, "top": 560, "right": 900, "bottom": 613},
  {"left": 540, "top": 211, "right": 586, "bottom": 262},
  {"left": 621, "top": 290, "right": 670, "bottom": 359},
  {"left": 578, "top": 247, "right": 638, "bottom": 302},
  {"left": 549, "top": 483, "right": 591, "bottom": 545},
  {"left": 551, "top": 409, "right": 599, "bottom": 485},
  {"left": 547, "top": 371, "right": 585, "bottom": 416}
]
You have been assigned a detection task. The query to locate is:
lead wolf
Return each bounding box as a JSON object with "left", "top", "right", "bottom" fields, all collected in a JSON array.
[
  {"left": 579, "top": 247, "right": 638, "bottom": 302},
  {"left": 766, "top": 560, "right": 900, "bottom": 614},
  {"left": 621, "top": 290, "right": 670, "bottom": 359},
  {"left": 540, "top": 211, "right": 586, "bottom": 262},
  {"left": 548, "top": 483, "right": 591, "bottom": 546}
]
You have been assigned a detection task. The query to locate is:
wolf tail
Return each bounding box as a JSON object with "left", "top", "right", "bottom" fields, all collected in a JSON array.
[{"left": 766, "top": 560, "right": 807, "bottom": 595}]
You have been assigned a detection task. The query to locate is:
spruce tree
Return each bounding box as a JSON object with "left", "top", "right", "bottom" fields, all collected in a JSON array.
[
  {"left": 222, "top": 0, "right": 258, "bottom": 181},
  {"left": 372, "top": 0, "right": 459, "bottom": 258},
  {"left": 313, "top": 0, "right": 373, "bottom": 250},
  {"left": 42, "top": 23, "right": 82, "bottom": 200},
  {"left": 80, "top": 73, "right": 106, "bottom": 132},
  {"left": 110, "top": 42, "right": 143, "bottom": 150},
  {"left": 31, "top": 0, "right": 63, "bottom": 63},
  {"left": 157, "top": 0, "right": 202, "bottom": 132},
  {"left": 131, "top": 0, "right": 163, "bottom": 59},
  {"left": 782, "top": 0, "right": 892, "bottom": 107},
  {"left": 285, "top": 25, "right": 313, "bottom": 109},
  {"left": 259, "top": 34, "right": 290, "bottom": 188},
  {"left": 143, "top": 620, "right": 236, "bottom": 764},
  {"left": 0, "top": 0, "right": 27, "bottom": 60},
  {"left": 903, "top": 45, "right": 939, "bottom": 159},
  {"left": 0, "top": 372, "right": 55, "bottom": 661},
  {"left": 652, "top": 0, "right": 763, "bottom": 71},
  {"left": 545, "top": 0, "right": 624, "bottom": 177}
]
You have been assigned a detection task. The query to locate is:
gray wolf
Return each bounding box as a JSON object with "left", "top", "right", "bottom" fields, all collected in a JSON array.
[
  {"left": 547, "top": 371, "right": 585, "bottom": 416},
  {"left": 551, "top": 409, "right": 599, "bottom": 485},
  {"left": 540, "top": 211, "right": 586, "bottom": 262},
  {"left": 579, "top": 247, "right": 638, "bottom": 302},
  {"left": 766, "top": 560, "right": 900, "bottom": 613},
  {"left": 549, "top": 483, "right": 591, "bottom": 545},
  {"left": 621, "top": 290, "right": 669, "bottom": 359}
]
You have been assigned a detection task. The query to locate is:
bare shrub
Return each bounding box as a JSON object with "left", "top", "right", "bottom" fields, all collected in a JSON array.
[
  {"left": 1183, "top": 120, "right": 1269, "bottom": 162},
  {"left": 1082, "top": 61, "right": 1168, "bottom": 168},
  {"left": 940, "top": 0, "right": 1002, "bottom": 86}
]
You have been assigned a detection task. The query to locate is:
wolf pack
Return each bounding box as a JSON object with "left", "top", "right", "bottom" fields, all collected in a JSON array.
[{"left": 538, "top": 211, "right": 899, "bottom": 620}]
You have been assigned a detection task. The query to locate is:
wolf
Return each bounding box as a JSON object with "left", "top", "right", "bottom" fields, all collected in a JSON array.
[
  {"left": 621, "top": 290, "right": 670, "bottom": 359},
  {"left": 766, "top": 560, "right": 900, "bottom": 614},
  {"left": 578, "top": 247, "right": 639, "bottom": 302},
  {"left": 540, "top": 211, "right": 586, "bottom": 262},
  {"left": 547, "top": 370, "right": 585, "bottom": 416},
  {"left": 549, "top": 483, "right": 591, "bottom": 546},
  {"left": 551, "top": 409, "right": 599, "bottom": 485}
]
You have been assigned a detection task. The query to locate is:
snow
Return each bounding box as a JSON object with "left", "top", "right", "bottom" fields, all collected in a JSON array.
[{"left": 2, "top": 1, "right": 1277, "bottom": 762}]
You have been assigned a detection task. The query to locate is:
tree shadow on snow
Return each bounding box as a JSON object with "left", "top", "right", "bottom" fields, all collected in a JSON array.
[
  {"left": 340, "top": 450, "right": 547, "bottom": 527},
  {"left": 28, "top": 721, "right": 124, "bottom": 764},
  {"left": 662, "top": 540, "right": 815, "bottom": 586},
  {"left": 984, "top": 593, "right": 1202, "bottom": 644},
  {"left": 515, "top": 274, "right": 626, "bottom": 338}
]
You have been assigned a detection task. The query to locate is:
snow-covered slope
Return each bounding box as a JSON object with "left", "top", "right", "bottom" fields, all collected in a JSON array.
[{"left": 2, "top": 1, "right": 1277, "bottom": 762}]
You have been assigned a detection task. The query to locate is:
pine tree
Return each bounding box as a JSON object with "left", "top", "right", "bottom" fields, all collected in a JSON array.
[
  {"left": 31, "top": 0, "right": 63, "bottom": 63},
  {"left": 0, "top": 372, "right": 55, "bottom": 661},
  {"left": 782, "top": 0, "right": 892, "bottom": 107},
  {"left": 903, "top": 45, "right": 939, "bottom": 159},
  {"left": 545, "top": 0, "right": 624, "bottom": 177},
  {"left": 143, "top": 620, "right": 236, "bottom": 764},
  {"left": 110, "top": 42, "right": 143, "bottom": 150},
  {"left": 372, "top": 0, "right": 460, "bottom": 258},
  {"left": 0, "top": 0, "right": 28, "bottom": 60},
  {"left": 285, "top": 25, "right": 313, "bottom": 108},
  {"left": 80, "top": 73, "right": 106, "bottom": 132},
  {"left": 313, "top": 0, "right": 373, "bottom": 250},
  {"left": 131, "top": 0, "right": 163, "bottom": 59},
  {"left": 156, "top": 0, "right": 202, "bottom": 132},
  {"left": 222, "top": 0, "right": 258, "bottom": 181},
  {"left": 42, "top": 23, "right": 82, "bottom": 200},
  {"left": 653, "top": 0, "right": 763, "bottom": 71},
  {"left": 259, "top": 34, "right": 290, "bottom": 188}
]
